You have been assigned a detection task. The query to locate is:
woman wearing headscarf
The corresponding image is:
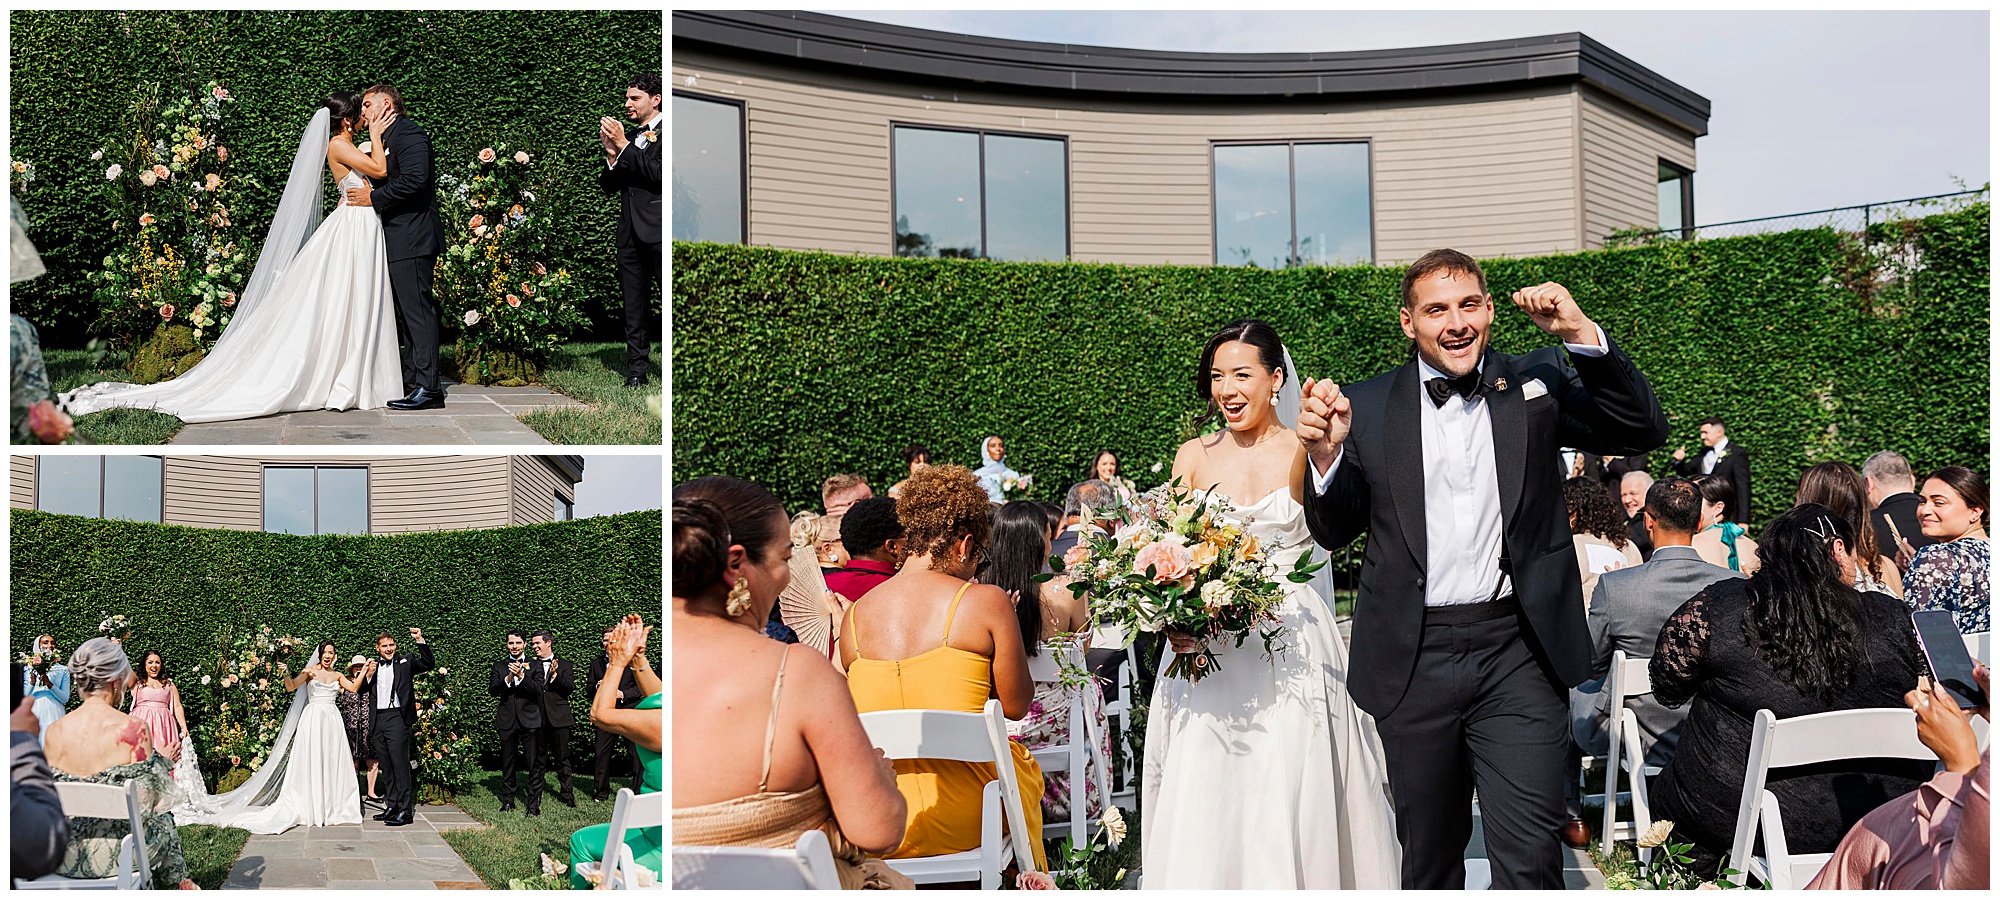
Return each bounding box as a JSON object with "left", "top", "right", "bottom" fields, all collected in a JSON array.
[{"left": 972, "top": 435, "right": 1022, "bottom": 504}]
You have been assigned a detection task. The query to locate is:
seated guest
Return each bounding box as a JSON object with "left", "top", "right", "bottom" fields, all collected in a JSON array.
[
  {"left": 1083, "top": 450, "right": 1139, "bottom": 510},
  {"left": 826, "top": 497, "right": 903, "bottom": 603},
  {"left": 1903, "top": 466, "right": 1989, "bottom": 634},
  {"left": 822, "top": 473, "right": 873, "bottom": 518},
  {"left": 1604, "top": 452, "right": 1651, "bottom": 494},
  {"left": 43, "top": 639, "right": 195, "bottom": 890},
  {"left": 840, "top": 465, "right": 1048, "bottom": 870},
  {"left": 1795, "top": 461, "right": 1903, "bottom": 596},
  {"left": 671, "top": 481, "right": 911, "bottom": 890},
  {"left": 1649, "top": 505, "right": 1933, "bottom": 878},
  {"left": 1052, "top": 479, "right": 1122, "bottom": 563},
  {"left": 1620, "top": 470, "right": 1656, "bottom": 561},
  {"left": 1863, "top": 450, "right": 1935, "bottom": 571},
  {"left": 572, "top": 615, "right": 664, "bottom": 888},
  {"left": 1808, "top": 665, "right": 1988, "bottom": 890},
  {"left": 1561, "top": 447, "right": 1603, "bottom": 481},
  {"left": 991, "top": 501, "right": 1103, "bottom": 822},
  {"left": 1038, "top": 502, "right": 1064, "bottom": 543},
  {"left": 888, "top": 445, "right": 930, "bottom": 501},
  {"left": 1691, "top": 474, "right": 1760, "bottom": 574},
  {"left": 1566, "top": 477, "right": 1644, "bottom": 602},
  {"left": 13, "top": 689, "right": 73, "bottom": 884}
]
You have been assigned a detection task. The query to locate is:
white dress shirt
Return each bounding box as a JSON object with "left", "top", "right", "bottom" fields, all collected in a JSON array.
[
  {"left": 1312, "top": 326, "right": 1610, "bottom": 606},
  {"left": 374, "top": 655, "right": 399, "bottom": 710},
  {"left": 608, "top": 112, "right": 662, "bottom": 170},
  {"left": 1700, "top": 438, "right": 1730, "bottom": 474}
]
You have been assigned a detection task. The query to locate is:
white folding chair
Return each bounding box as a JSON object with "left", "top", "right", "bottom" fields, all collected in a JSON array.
[
  {"left": 1963, "top": 631, "right": 1989, "bottom": 665},
  {"left": 1727, "top": 707, "right": 1935, "bottom": 888},
  {"left": 1023, "top": 643, "right": 1113, "bottom": 845},
  {"left": 18, "top": 780, "right": 149, "bottom": 890},
  {"left": 1592, "top": 650, "right": 1660, "bottom": 860},
  {"left": 1101, "top": 656, "right": 1136, "bottom": 800},
  {"left": 598, "top": 787, "right": 662, "bottom": 890},
  {"left": 671, "top": 830, "right": 841, "bottom": 890},
  {"left": 861, "top": 699, "right": 1038, "bottom": 887}
]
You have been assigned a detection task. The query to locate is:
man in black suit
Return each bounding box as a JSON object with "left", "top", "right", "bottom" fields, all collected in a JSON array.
[
  {"left": 1672, "top": 417, "right": 1750, "bottom": 523},
  {"left": 348, "top": 85, "right": 446, "bottom": 410},
  {"left": 599, "top": 74, "right": 662, "bottom": 388},
  {"left": 1618, "top": 470, "right": 1656, "bottom": 561},
  {"left": 1298, "top": 249, "right": 1668, "bottom": 889},
  {"left": 1863, "top": 450, "right": 1934, "bottom": 571},
  {"left": 589, "top": 624, "right": 644, "bottom": 800},
  {"left": 489, "top": 629, "right": 545, "bottom": 815},
  {"left": 357, "top": 627, "right": 436, "bottom": 827},
  {"left": 528, "top": 630, "right": 577, "bottom": 808}
]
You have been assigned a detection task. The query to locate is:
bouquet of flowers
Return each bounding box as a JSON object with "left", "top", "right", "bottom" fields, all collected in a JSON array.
[
  {"left": 99, "top": 615, "right": 132, "bottom": 642},
  {"left": 1050, "top": 478, "right": 1322, "bottom": 682},
  {"left": 1002, "top": 473, "right": 1035, "bottom": 501},
  {"left": 15, "top": 647, "right": 60, "bottom": 680}
]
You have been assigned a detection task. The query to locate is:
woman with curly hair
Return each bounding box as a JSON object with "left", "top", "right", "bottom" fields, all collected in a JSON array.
[
  {"left": 840, "top": 464, "right": 1048, "bottom": 871},
  {"left": 1564, "top": 477, "right": 1644, "bottom": 603}
]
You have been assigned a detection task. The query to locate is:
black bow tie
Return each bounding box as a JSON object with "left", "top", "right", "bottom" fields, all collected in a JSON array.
[{"left": 1425, "top": 371, "right": 1484, "bottom": 407}]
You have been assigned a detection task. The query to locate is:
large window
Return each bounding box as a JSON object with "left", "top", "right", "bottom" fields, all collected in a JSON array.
[
  {"left": 36, "top": 455, "right": 163, "bottom": 522},
  {"left": 1213, "top": 141, "right": 1372, "bottom": 267},
  {"left": 263, "top": 466, "right": 368, "bottom": 535},
  {"left": 556, "top": 495, "right": 574, "bottom": 522},
  {"left": 672, "top": 92, "right": 745, "bottom": 244},
  {"left": 893, "top": 125, "right": 1067, "bottom": 261},
  {"left": 1658, "top": 161, "right": 1694, "bottom": 238}
]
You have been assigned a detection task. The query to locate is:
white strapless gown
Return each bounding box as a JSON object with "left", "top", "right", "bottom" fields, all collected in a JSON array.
[
  {"left": 1140, "top": 490, "right": 1402, "bottom": 889},
  {"left": 189, "top": 679, "right": 362, "bottom": 834},
  {"left": 62, "top": 170, "right": 400, "bottom": 423}
]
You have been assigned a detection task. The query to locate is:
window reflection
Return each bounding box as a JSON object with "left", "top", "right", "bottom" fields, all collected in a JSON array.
[
  {"left": 317, "top": 468, "right": 369, "bottom": 535},
  {"left": 894, "top": 126, "right": 1067, "bottom": 261},
  {"left": 263, "top": 467, "right": 316, "bottom": 535},
  {"left": 984, "top": 134, "right": 1067, "bottom": 262},
  {"left": 103, "top": 455, "right": 162, "bottom": 523},
  {"left": 672, "top": 94, "right": 744, "bottom": 244},
  {"left": 1215, "top": 141, "right": 1372, "bottom": 267},
  {"left": 38, "top": 456, "right": 102, "bottom": 518}
]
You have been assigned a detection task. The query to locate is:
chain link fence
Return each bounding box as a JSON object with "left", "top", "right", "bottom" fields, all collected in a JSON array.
[{"left": 1607, "top": 188, "right": 1989, "bottom": 247}]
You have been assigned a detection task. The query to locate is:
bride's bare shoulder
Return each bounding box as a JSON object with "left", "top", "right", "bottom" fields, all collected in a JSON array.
[{"left": 1171, "top": 435, "right": 1215, "bottom": 482}]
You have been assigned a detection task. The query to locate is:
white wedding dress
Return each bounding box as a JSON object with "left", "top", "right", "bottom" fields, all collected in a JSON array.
[
  {"left": 1140, "top": 489, "right": 1402, "bottom": 889},
  {"left": 63, "top": 152, "right": 400, "bottom": 423},
  {"left": 174, "top": 678, "right": 362, "bottom": 834}
]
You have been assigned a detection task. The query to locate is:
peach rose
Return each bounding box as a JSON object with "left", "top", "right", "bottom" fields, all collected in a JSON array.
[
  {"left": 221, "top": 291, "right": 237, "bottom": 307},
  {"left": 1133, "top": 540, "right": 1192, "bottom": 585},
  {"left": 158, "top": 304, "right": 173, "bottom": 320},
  {"left": 468, "top": 214, "right": 485, "bottom": 229},
  {"left": 1016, "top": 872, "right": 1055, "bottom": 890},
  {"left": 506, "top": 294, "right": 521, "bottom": 308},
  {"left": 478, "top": 147, "right": 496, "bottom": 163},
  {"left": 513, "top": 150, "right": 530, "bottom": 164},
  {"left": 1188, "top": 540, "right": 1220, "bottom": 571},
  {"left": 151, "top": 164, "right": 170, "bottom": 180},
  {"left": 1062, "top": 544, "right": 1092, "bottom": 569},
  {"left": 216, "top": 146, "right": 229, "bottom": 161},
  {"left": 28, "top": 400, "right": 73, "bottom": 444}
]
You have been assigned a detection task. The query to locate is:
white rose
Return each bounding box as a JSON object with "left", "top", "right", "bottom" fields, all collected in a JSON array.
[
  {"left": 106, "top": 164, "right": 124, "bottom": 180},
  {"left": 139, "top": 170, "right": 157, "bottom": 186},
  {"left": 1200, "top": 579, "right": 1232, "bottom": 612},
  {"left": 463, "top": 309, "right": 481, "bottom": 326}
]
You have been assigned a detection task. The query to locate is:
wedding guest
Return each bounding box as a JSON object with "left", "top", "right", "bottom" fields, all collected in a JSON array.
[
  {"left": 1083, "top": 450, "right": 1139, "bottom": 509},
  {"left": 1903, "top": 466, "right": 1990, "bottom": 633},
  {"left": 1795, "top": 461, "right": 1903, "bottom": 596},
  {"left": 574, "top": 615, "right": 665, "bottom": 889},
  {"left": 1038, "top": 502, "right": 1064, "bottom": 543},
  {"left": 1691, "top": 474, "right": 1759, "bottom": 574},
  {"left": 1560, "top": 447, "right": 1603, "bottom": 482},
  {"left": 972, "top": 436, "right": 1023, "bottom": 503},
  {"left": 1807, "top": 665, "right": 1989, "bottom": 890},
  {"left": 600, "top": 73, "right": 662, "bottom": 388},
  {"left": 826, "top": 497, "right": 902, "bottom": 602},
  {"left": 43, "top": 638, "right": 194, "bottom": 890},
  {"left": 126, "top": 651, "right": 188, "bottom": 765},
  {"left": 1565, "top": 477, "right": 1643, "bottom": 603},
  {"left": 991, "top": 500, "right": 1104, "bottom": 822},
  {"left": 1603, "top": 453, "right": 1651, "bottom": 494},
  {"left": 529, "top": 630, "right": 577, "bottom": 808},
  {"left": 672, "top": 480, "right": 910, "bottom": 889},
  {"left": 1673, "top": 417, "right": 1751, "bottom": 523},
  {"left": 887, "top": 445, "right": 931, "bottom": 500},
  {"left": 1620, "top": 470, "right": 1656, "bottom": 561},
  {"left": 817, "top": 513, "right": 851, "bottom": 570},
  {"left": 840, "top": 465, "right": 1048, "bottom": 869},
  {"left": 1649, "top": 505, "right": 1931, "bottom": 878},
  {"left": 1863, "top": 450, "right": 1934, "bottom": 571},
  {"left": 12, "top": 689, "right": 72, "bottom": 884},
  {"left": 1052, "top": 479, "right": 1122, "bottom": 563},
  {"left": 589, "top": 623, "right": 644, "bottom": 801},
  {"left": 489, "top": 629, "right": 545, "bottom": 815},
  {"left": 822, "top": 473, "right": 873, "bottom": 518},
  {"left": 23, "top": 635, "right": 69, "bottom": 743},
  {"left": 338, "top": 656, "right": 382, "bottom": 803}
]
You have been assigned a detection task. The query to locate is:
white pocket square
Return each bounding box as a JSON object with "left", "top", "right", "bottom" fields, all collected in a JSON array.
[{"left": 1521, "top": 378, "right": 1549, "bottom": 400}]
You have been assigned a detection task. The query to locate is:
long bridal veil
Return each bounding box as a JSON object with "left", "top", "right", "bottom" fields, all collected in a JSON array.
[
  {"left": 173, "top": 679, "right": 312, "bottom": 827},
  {"left": 1276, "top": 344, "right": 1343, "bottom": 609}
]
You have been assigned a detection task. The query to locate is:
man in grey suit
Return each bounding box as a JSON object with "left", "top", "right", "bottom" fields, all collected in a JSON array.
[{"left": 12, "top": 694, "right": 71, "bottom": 883}]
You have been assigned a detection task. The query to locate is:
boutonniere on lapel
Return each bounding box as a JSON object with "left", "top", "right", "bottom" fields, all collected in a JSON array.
[
  {"left": 1492, "top": 377, "right": 1508, "bottom": 392},
  {"left": 641, "top": 129, "right": 657, "bottom": 143}
]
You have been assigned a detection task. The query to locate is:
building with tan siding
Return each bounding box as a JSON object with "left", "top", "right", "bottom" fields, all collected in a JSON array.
[
  {"left": 10, "top": 455, "right": 583, "bottom": 534},
  {"left": 672, "top": 11, "right": 1709, "bottom": 266}
]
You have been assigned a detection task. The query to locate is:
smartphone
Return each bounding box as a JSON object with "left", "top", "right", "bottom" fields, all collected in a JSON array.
[
  {"left": 1912, "top": 609, "right": 1988, "bottom": 710},
  {"left": 11, "top": 662, "right": 24, "bottom": 716}
]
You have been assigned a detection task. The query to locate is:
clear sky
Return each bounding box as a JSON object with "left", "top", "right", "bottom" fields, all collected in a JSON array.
[
  {"left": 827, "top": 10, "right": 1989, "bottom": 225},
  {"left": 574, "top": 455, "right": 663, "bottom": 519}
]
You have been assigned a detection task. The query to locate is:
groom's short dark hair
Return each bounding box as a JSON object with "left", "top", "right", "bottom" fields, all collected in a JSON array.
[
  {"left": 532, "top": 630, "right": 555, "bottom": 646},
  {"left": 629, "top": 73, "right": 662, "bottom": 97},
  {"left": 375, "top": 632, "right": 395, "bottom": 643},
  {"left": 364, "top": 84, "right": 406, "bottom": 115},
  {"left": 1400, "top": 248, "right": 1486, "bottom": 309}
]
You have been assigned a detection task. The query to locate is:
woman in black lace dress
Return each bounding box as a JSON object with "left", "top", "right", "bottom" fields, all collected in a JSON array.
[
  {"left": 1648, "top": 504, "right": 1932, "bottom": 879},
  {"left": 338, "top": 657, "right": 382, "bottom": 802}
]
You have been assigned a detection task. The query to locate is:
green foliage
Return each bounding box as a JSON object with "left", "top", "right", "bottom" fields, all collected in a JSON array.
[
  {"left": 437, "top": 142, "right": 588, "bottom": 383},
  {"left": 672, "top": 207, "right": 1990, "bottom": 532},
  {"left": 10, "top": 509, "right": 663, "bottom": 765},
  {"left": 10, "top": 10, "right": 659, "bottom": 347},
  {"left": 126, "top": 323, "right": 207, "bottom": 384},
  {"left": 178, "top": 823, "right": 251, "bottom": 890}
]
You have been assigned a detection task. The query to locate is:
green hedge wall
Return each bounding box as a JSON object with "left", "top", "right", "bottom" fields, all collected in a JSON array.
[
  {"left": 9, "top": 9, "right": 661, "bottom": 346},
  {"left": 9, "top": 508, "right": 663, "bottom": 764},
  {"left": 672, "top": 207, "right": 1990, "bottom": 529}
]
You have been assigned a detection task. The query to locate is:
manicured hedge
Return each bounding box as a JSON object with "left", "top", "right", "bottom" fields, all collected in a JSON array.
[
  {"left": 9, "top": 508, "right": 663, "bottom": 764},
  {"left": 9, "top": 9, "right": 661, "bottom": 346},
  {"left": 672, "top": 207, "right": 1990, "bottom": 530}
]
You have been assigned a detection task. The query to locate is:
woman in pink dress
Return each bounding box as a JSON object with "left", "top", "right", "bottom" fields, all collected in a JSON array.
[{"left": 127, "top": 651, "right": 189, "bottom": 766}]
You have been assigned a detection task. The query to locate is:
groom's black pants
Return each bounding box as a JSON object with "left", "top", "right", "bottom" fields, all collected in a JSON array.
[
  {"left": 388, "top": 256, "right": 441, "bottom": 392},
  {"left": 1373, "top": 599, "right": 1569, "bottom": 890},
  {"left": 618, "top": 239, "right": 660, "bottom": 378},
  {"left": 498, "top": 723, "right": 540, "bottom": 805},
  {"left": 371, "top": 708, "right": 415, "bottom": 813}
]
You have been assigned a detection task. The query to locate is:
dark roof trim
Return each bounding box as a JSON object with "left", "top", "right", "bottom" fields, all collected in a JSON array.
[
  {"left": 673, "top": 11, "right": 1709, "bottom": 137},
  {"left": 541, "top": 456, "right": 585, "bottom": 483}
]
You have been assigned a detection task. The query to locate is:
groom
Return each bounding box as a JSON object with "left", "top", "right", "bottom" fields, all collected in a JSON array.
[
  {"left": 346, "top": 84, "right": 446, "bottom": 410},
  {"left": 359, "top": 627, "right": 435, "bottom": 827},
  {"left": 1297, "top": 249, "right": 1667, "bottom": 888}
]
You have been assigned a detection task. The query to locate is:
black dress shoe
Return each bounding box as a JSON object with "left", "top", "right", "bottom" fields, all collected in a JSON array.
[
  {"left": 591, "top": 792, "right": 608, "bottom": 803},
  {"left": 372, "top": 809, "right": 393, "bottom": 820},
  {"left": 385, "top": 810, "right": 414, "bottom": 827},
  {"left": 624, "top": 374, "right": 647, "bottom": 387},
  {"left": 387, "top": 387, "right": 445, "bottom": 410},
  {"left": 526, "top": 804, "right": 541, "bottom": 817},
  {"left": 500, "top": 799, "right": 515, "bottom": 812},
  {"left": 560, "top": 795, "right": 576, "bottom": 808}
]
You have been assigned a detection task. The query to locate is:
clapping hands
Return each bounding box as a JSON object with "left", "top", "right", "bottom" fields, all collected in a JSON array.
[
  {"left": 606, "top": 613, "right": 652, "bottom": 667},
  {"left": 598, "top": 116, "right": 628, "bottom": 158}
]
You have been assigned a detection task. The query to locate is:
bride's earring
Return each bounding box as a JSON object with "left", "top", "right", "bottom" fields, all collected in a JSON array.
[
  {"left": 725, "top": 578, "right": 753, "bottom": 618},
  {"left": 1270, "top": 388, "right": 1281, "bottom": 407}
]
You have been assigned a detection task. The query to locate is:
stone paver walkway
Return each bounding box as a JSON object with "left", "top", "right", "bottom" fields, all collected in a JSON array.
[
  {"left": 170, "top": 384, "right": 587, "bottom": 445},
  {"left": 220, "top": 803, "right": 490, "bottom": 890}
]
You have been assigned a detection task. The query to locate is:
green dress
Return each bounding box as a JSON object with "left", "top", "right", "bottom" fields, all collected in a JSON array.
[
  {"left": 570, "top": 691, "right": 662, "bottom": 889},
  {"left": 53, "top": 753, "right": 191, "bottom": 889}
]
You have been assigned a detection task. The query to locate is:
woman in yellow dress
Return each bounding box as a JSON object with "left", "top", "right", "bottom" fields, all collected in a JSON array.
[{"left": 842, "top": 464, "right": 1047, "bottom": 870}]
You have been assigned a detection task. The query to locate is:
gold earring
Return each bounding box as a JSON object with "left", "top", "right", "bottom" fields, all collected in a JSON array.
[{"left": 725, "top": 578, "right": 753, "bottom": 617}]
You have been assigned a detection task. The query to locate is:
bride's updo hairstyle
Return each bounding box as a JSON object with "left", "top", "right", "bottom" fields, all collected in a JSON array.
[
  {"left": 896, "top": 464, "right": 994, "bottom": 573},
  {"left": 322, "top": 91, "right": 361, "bottom": 135},
  {"left": 70, "top": 637, "right": 132, "bottom": 699},
  {"left": 673, "top": 476, "right": 787, "bottom": 608},
  {"left": 1195, "top": 317, "right": 1288, "bottom": 430}
]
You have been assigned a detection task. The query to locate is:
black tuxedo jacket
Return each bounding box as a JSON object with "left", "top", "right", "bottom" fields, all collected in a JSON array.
[
  {"left": 1603, "top": 453, "right": 1651, "bottom": 492},
  {"left": 358, "top": 642, "right": 435, "bottom": 727},
  {"left": 369, "top": 117, "right": 443, "bottom": 262},
  {"left": 588, "top": 653, "right": 643, "bottom": 710},
  {"left": 1302, "top": 339, "right": 1669, "bottom": 717},
  {"left": 490, "top": 655, "right": 547, "bottom": 731},
  {"left": 600, "top": 119, "right": 662, "bottom": 246},
  {"left": 532, "top": 656, "right": 576, "bottom": 729},
  {"left": 1674, "top": 442, "right": 1752, "bottom": 523}
]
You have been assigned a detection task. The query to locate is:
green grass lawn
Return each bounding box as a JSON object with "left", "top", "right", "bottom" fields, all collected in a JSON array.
[
  {"left": 41, "top": 348, "right": 185, "bottom": 444},
  {"left": 518, "top": 342, "right": 663, "bottom": 445},
  {"left": 439, "top": 769, "right": 637, "bottom": 888},
  {"left": 178, "top": 823, "right": 251, "bottom": 890}
]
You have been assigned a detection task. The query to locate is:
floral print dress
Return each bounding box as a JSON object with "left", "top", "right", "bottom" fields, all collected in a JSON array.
[
  {"left": 1902, "top": 537, "right": 1990, "bottom": 634},
  {"left": 1006, "top": 669, "right": 1110, "bottom": 822},
  {"left": 53, "top": 753, "right": 191, "bottom": 889}
]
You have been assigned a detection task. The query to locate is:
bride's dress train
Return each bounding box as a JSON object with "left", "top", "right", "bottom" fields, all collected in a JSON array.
[
  {"left": 174, "top": 679, "right": 362, "bottom": 834},
  {"left": 1140, "top": 489, "right": 1401, "bottom": 889}
]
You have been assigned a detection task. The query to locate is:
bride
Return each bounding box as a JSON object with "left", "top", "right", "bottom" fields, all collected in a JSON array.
[
  {"left": 1140, "top": 318, "right": 1401, "bottom": 889},
  {"left": 173, "top": 641, "right": 364, "bottom": 834},
  {"left": 63, "top": 92, "right": 402, "bottom": 422}
]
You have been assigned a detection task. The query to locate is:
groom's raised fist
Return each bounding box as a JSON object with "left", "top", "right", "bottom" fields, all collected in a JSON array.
[
  {"left": 1298, "top": 377, "right": 1352, "bottom": 470},
  {"left": 1509, "top": 281, "right": 1598, "bottom": 347},
  {"left": 409, "top": 627, "right": 425, "bottom": 643}
]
